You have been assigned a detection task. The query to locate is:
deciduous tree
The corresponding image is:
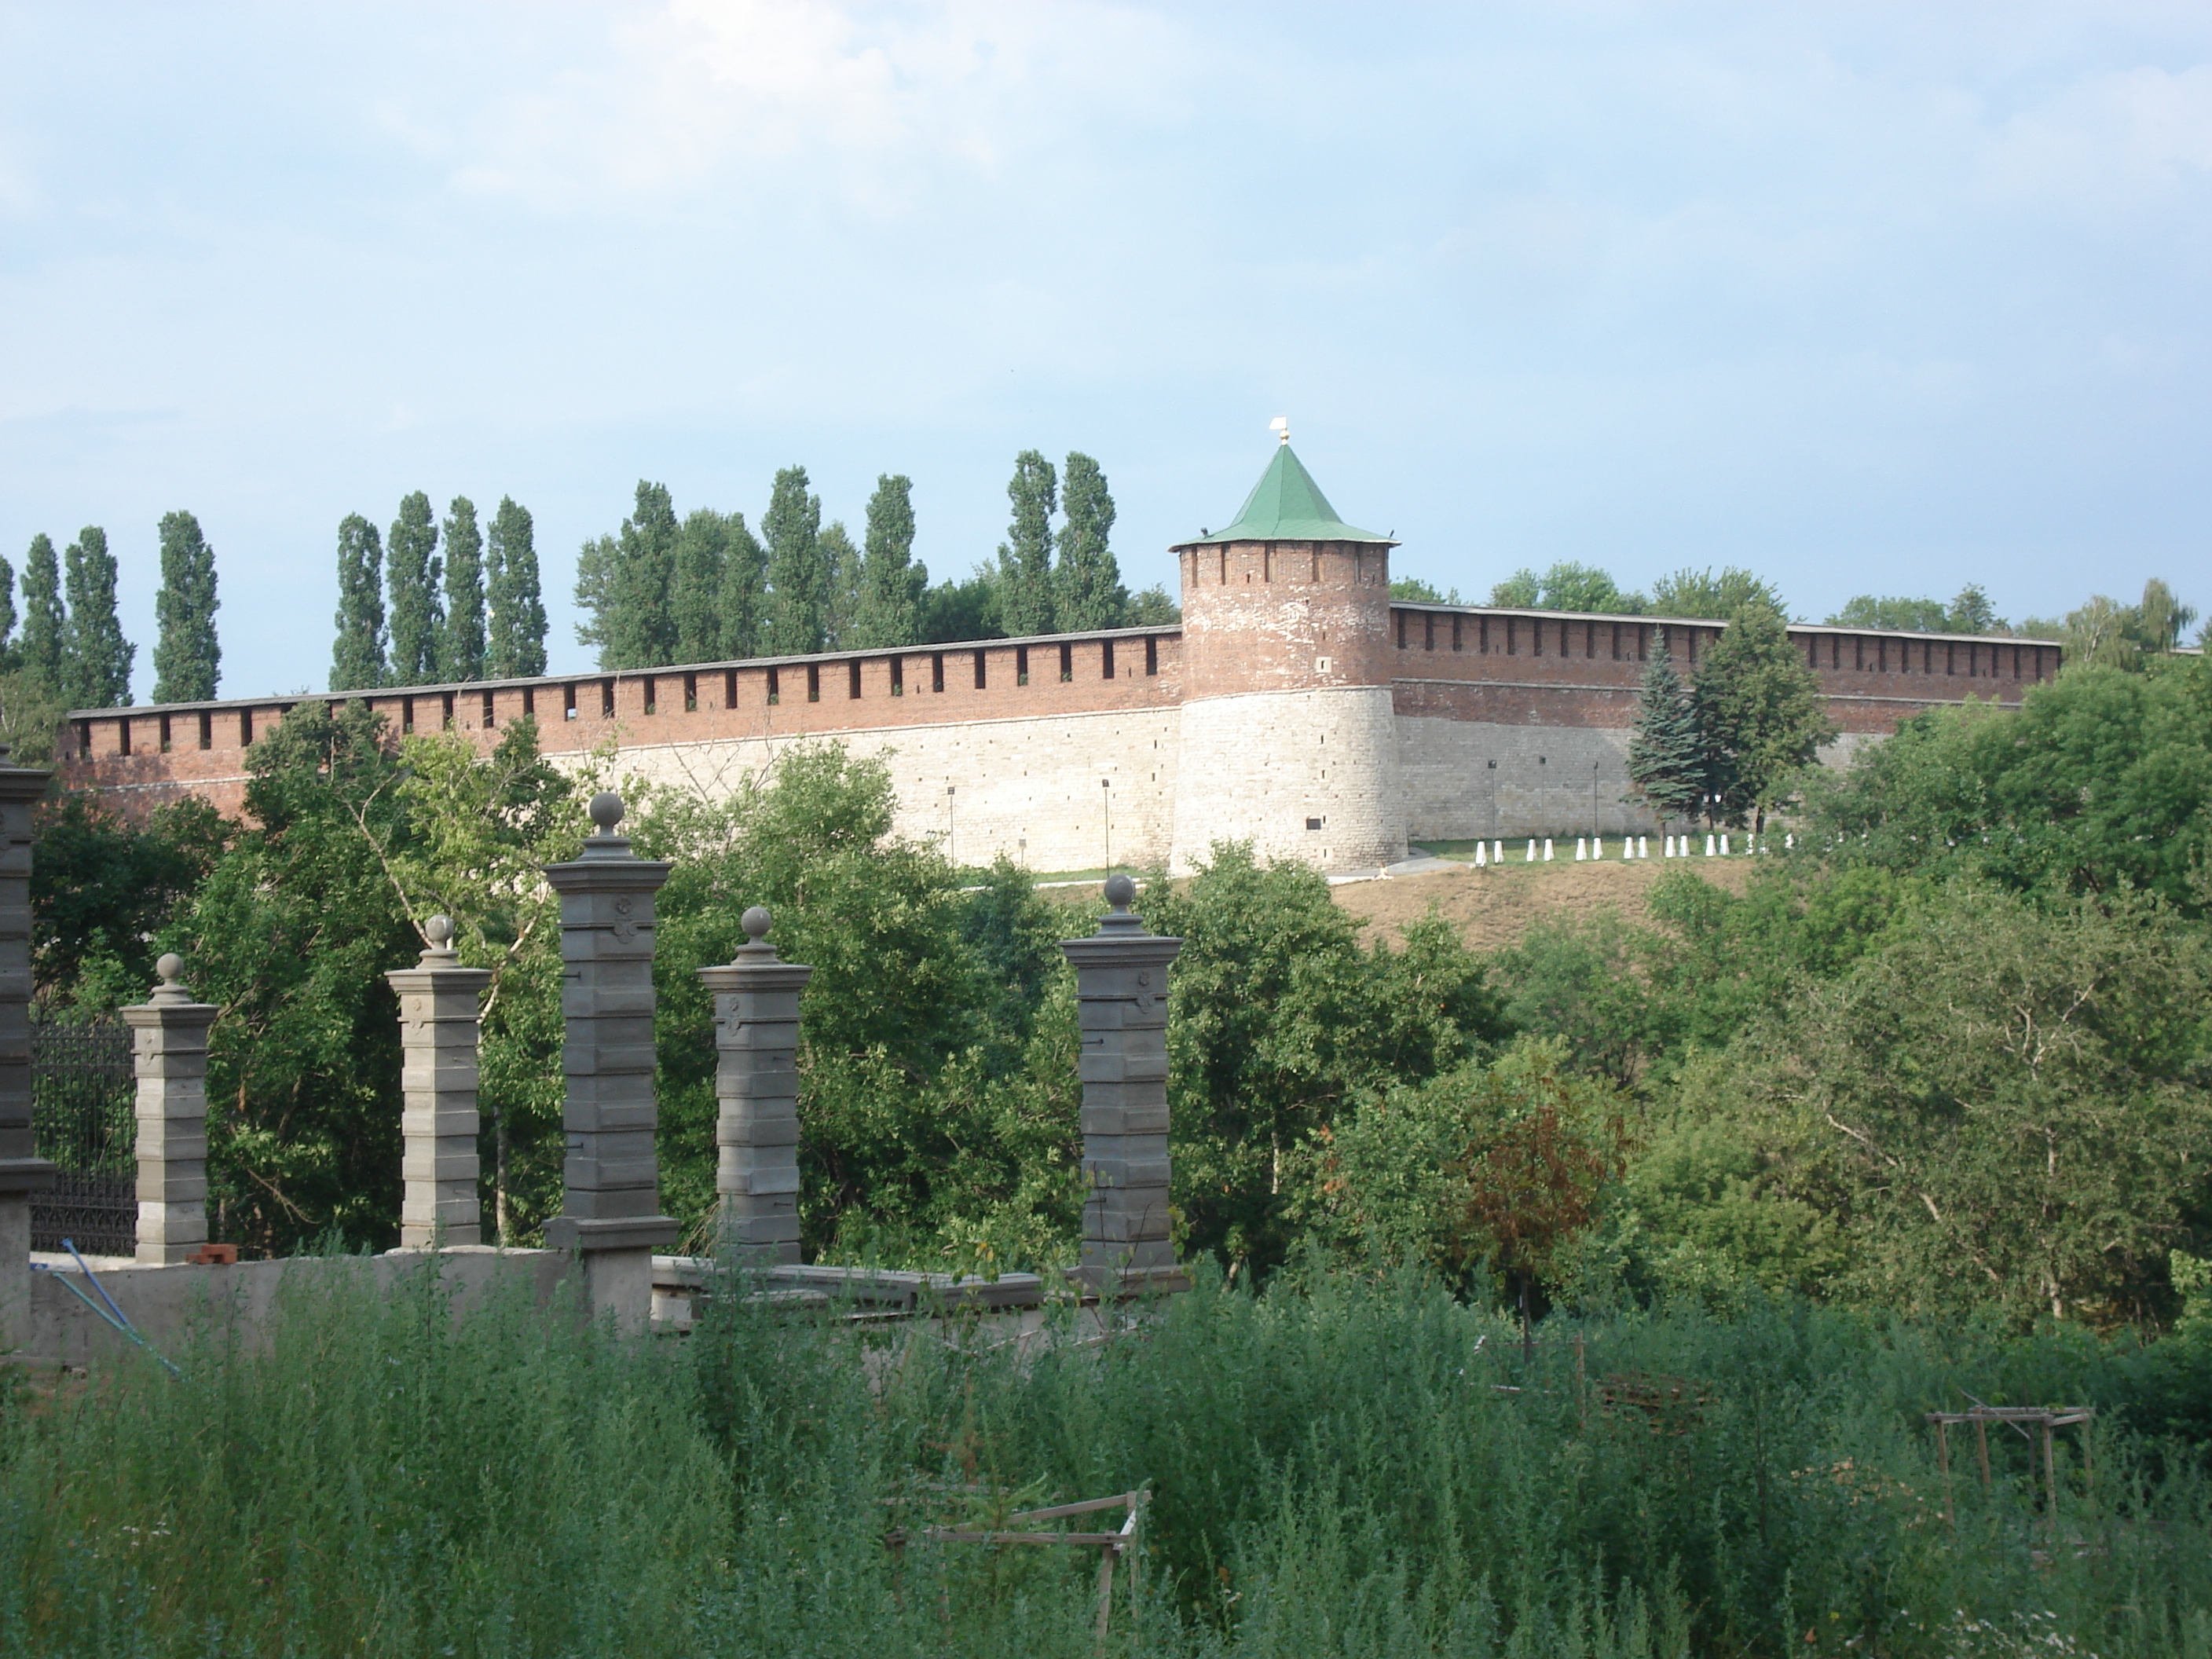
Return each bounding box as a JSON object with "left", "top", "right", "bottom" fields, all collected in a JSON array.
[
  {"left": 485, "top": 496, "right": 548, "bottom": 679},
  {"left": 152, "top": 510, "right": 221, "bottom": 703},
  {"left": 18, "top": 534, "right": 64, "bottom": 693},
  {"left": 850, "top": 473, "right": 925, "bottom": 650},
  {"left": 385, "top": 492, "right": 443, "bottom": 685},
  {"left": 63, "top": 526, "right": 134, "bottom": 707},
  {"left": 716, "top": 512, "right": 767, "bottom": 660},
  {"left": 1054, "top": 452, "right": 1124, "bottom": 630},
  {"left": 1653, "top": 566, "right": 1785, "bottom": 621},
  {"left": 995, "top": 450, "right": 1056, "bottom": 637},
  {"left": 574, "top": 481, "right": 679, "bottom": 671},
  {"left": 438, "top": 496, "right": 485, "bottom": 682},
  {"left": 330, "top": 514, "right": 387, "bottom": 692},
  {"left": 761, "top": 466, "right": 826, "bottom": 656},
  {"left": 1693, "top": 601, "right": 1835, "bottom": 833},
  {"left": 669, "top": 508, "right": 731, "bottom": 666}
]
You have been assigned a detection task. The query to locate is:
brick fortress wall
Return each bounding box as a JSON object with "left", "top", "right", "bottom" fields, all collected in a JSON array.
[{"left": 57, "top": 606, "right": 2056, "bottom": 867}]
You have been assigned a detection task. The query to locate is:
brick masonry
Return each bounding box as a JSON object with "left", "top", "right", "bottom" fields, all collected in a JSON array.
[{"left": 57, "top": 555, "right": 2055, "bottom": 871}]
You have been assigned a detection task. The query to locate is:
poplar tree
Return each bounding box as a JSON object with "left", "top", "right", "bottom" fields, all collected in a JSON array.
[
  {"left": 386, "top": 491, "right": 444, "bottom": 685},
  {"left": 1624, "top": 634, "right": 1705, "bottom": 830},
  {"left": 1694, "top": 600, "right": 1837, "bottom": 835},
  {"left": 439, "top": 496, "right": 486, "bottom": 682},
  {"left": 850, "top": 473, "right": 925, "bottom": 649},
  {"left": 63, "top": 526, "right": 135, "bottom": 707},
  {"left": 761, "top": 466, "right": 826, "bottom": 656},
  {"left": 485, "top": 496, "right": 548, "bottom": 679},
  {"left": 20, "top": 534, "right": 65, "bottom": 692},
  {"left": 331, "top": 514, "right": 388, "bottom": 692},
  {"left": 718, "top": 514, "right": 767, "bottom": 660},
  {"left": 1054, "top": 451, "right": 1125, "bottom": 631},
  {"left": 996, "top": 450, "right": 1057, "bottom": 637},
  {"left": 574, "top": 481, "right": 679, "bottom": 670},
  {"left": 152, "top": 509, "right": 221, "bottom": 702},
  {"left": 818, "top": 522, "right": 859, "bottom": 650},
  {"left": 0, "top": 555, "right": 17, "bottom": 672},
  {"left": 670, "top": 508, "right": 731, "bottom": 665}
]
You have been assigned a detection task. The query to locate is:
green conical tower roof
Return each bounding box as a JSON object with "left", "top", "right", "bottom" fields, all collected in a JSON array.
[{"left": 1180, "top": 442, "right": 1393, "bottom": 546}]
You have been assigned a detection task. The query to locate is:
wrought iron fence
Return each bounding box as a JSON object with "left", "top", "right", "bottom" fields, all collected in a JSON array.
[{"left": 29, "top": 1021, "right": 136, "bottom": 1256}]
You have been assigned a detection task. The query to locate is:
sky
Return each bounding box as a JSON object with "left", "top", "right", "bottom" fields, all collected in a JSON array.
[{"left": 2, "top": 1, "right": 2207, "bottom": 702}]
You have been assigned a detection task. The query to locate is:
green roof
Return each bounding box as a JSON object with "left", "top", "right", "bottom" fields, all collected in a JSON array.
[{"left": 1179, "top": 443, "right": 1393, "bottom": 546}]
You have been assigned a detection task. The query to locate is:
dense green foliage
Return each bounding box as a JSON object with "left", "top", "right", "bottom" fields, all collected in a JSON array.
[
  {"left": 1488, "top": 561, "right": 1643, "bottom": 613},
  {"left": 329, "top": 512, "right": 388, "bottom": 690},
  {"left": 997, "top": 449, "right": 1059, "bottom": 637},
  {"left": 385, "top": 490, "right": 443, "bottom": 686},
  {"left": 16, "top": 534, "right": 65, "bottom": 693},
  {"left": 13, "top": 1261, "right": 2212, "bottom": 1657},
  {"left": 1828, "top": 584, "right": 2005, "bottom": 635},
  {"left": 1692, "top": 601, "right": 1837, "bottom": 832},
  {"left": 438, "top": 495, "right": 486, "bottom": 682},
  {"left": 852, "top": 473, "right": 925, "bottom": 648},
  {"left": 60, "top": 527, "right": 134, "bottom": 709},
  {"left": 150, "top": 510, "right": 221, "bottom": 703},
  {"left": 1649, "top": 565, "right": 1785, "bottom": 621},
  {"left": 484, "top": 494, "right": 548, "bottom": 678},
  {"left": 1055, "top": 451, "right": 1124, "bottom": 630},
  {"left": 1624, "top": 635, "right": 1704, "bottom": 828},
  {"left": 762, "top": 466, "right": 827, "bottom": 656}
]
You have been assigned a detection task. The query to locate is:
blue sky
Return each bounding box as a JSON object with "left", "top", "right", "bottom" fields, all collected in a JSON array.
[{"left": 2, "top": 1, "right": 2207, "bottom": 701}]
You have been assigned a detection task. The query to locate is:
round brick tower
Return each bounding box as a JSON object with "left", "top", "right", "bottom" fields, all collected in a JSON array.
[{"left": 1167, "top": 438, "right": 1407, "bottom": 873}]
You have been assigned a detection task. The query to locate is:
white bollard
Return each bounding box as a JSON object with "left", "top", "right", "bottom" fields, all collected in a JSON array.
[
  {"left": 1664, "top": 836, "right": 1675, "bottom": 858},
  {"left": 1719, "top": 833, "right": 1731, "bottom": 855},
  {"left": 1595, "top": 838, "right": 1606, "bottom": 859},
  {"left": 1785, "top": 832, "right": 1793, "bottom": 850},
  {"left": 1492, "top": 841, "right": 1503, "bottom": 864},
  {"left": 1543, "top": 839, "right": 1555, "bottom": 861},
  {"left": 1575, "top": 838, "right": 1587, "bottom": 861},
  {"left": 1639, "top": 837, "right": 1649, "bottom": 859},
  {"left": 1474, "top": 842, "right": 1486, "bottom": 866},
  {"left": 1525, "top": 840, "right": 1536, "bottom": 862},
  {"left": 1705, "top": 834, "right": 1716, "bottom": 856}
]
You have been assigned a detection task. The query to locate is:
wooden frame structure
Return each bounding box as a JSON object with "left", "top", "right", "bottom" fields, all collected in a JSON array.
[
  {"left": 888, "top": 1489, "right": 1146, "bottom": 1643},
  {"left": 1925, "top": 1404, "right": 2094, "bottom": 1530}
]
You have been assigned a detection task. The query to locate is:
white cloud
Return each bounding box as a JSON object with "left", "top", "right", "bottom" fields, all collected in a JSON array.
[{"left": 1983, "top": 62, "right": 2212, "bottom": 204}]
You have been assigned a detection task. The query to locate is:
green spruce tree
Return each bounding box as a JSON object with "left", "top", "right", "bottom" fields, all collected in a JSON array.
[
  {"left": 1693, "top": 600, "right": 1838, "bottom": 835},
  {"left": 761, "top": 466, "right": 826, "bottom": 656},
  {"left": 670, "top": 508, "right": 731, "bottom": 665},
  {"left": 386, "top": 491, "right": 443, "bottom": 684},
  {"left": 718, "top": 513, "right": 767, "bottom": 660},
  {"left": 19, "top": 534, "right": 65, "bottom": 692},
  {"left": 1054, "top": 451, "right": 1124, "bottom": 630},
  {"left": 439, "top": 496, "right": 486, "bottom": 682},
  {"left": 152, "top": 510, "right": 221, "bottom": 702},
  {"left": 484, "top": 496, "right": 548, "bottom": 679},
  {"left": 849, "top": 473, "right": 925, "bottom": 649},
  {"left": 1624, "top": 633, "right": 1705, "bottom": 830},
  {"left": 62, "top": 527, "right": 134, "bottom": 707},
  {"left": 818, "top": 521, "right": 859, "bottom": 650},
  {"left": 331, "top": 514, "right": 388, "bottom": 692},
  {"left": 995, "top": 449, "right": 1057, "bottom": 637},
  {"left": 574, "top": 482, "right": 679, "bottom": 670}
]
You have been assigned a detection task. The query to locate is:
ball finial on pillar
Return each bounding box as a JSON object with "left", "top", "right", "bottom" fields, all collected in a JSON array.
[
  {"left": 1104, "top": 873, "right": 1137, "bottom": 911},
  {"left": 588, "top": 792, "right": 625, "bottom": 835},
  {"left": 742, "top": 906, "right": 772, "bottom": 940},
  {"left": 156, "top": 952, "right": 183, "bottom": 987}
]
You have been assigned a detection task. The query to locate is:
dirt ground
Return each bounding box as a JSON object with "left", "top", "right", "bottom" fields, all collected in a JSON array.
[{"left": 1332, "top": 855, "right": 1756, "bottom": 953}]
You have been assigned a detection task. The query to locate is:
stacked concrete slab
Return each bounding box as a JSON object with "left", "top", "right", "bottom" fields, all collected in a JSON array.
[
  {"left": 542, "top": 792, "right": 678, "bottom": 1328},
  {"left": 0, "top": 749, "right": 53, "bottom": 1346},
  {"left": 123, "top": 954, "right": 218, "bottom": 1265},
  {"left": 386, "top": 916, "right": 492, "bottom": 1248},
  {"left": 697, "top": 906, "right": 811, "bottom": 1265},
  {"left": 1063, "top": 873, "right": 1185, "bottom": 1294}
]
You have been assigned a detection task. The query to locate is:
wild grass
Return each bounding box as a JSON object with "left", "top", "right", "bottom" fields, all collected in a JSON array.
[{"left": 5, "top": 1257, "right": 2212, "bottom": 1657}]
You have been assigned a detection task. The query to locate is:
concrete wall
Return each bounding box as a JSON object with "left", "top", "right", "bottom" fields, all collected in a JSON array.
[{"left": 24, "top": 1246, "right": 568, "bottom": 1369}]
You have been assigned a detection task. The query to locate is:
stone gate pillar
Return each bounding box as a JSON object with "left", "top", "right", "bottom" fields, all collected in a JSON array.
[
  {"left": 542, "top": 792, "right": 678, "bottom": 1329},
  {"left": 123, "top": 954, "right": 218, "bottom": 1265},
  {"left": 696, "top": 906, "right": 812, "bottom": 1266},
  {"left": 1062, "top": 873, "right": 1185, "bottom": 1295},
  {"left": 386, "top": 917, "right": 492, "bottom": 1248},
  {"left": 0, "top": 747, "right": 53, "bottom": 1347}
]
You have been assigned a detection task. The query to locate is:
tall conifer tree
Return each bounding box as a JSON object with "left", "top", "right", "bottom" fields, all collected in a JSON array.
[
  {"left": 152, "top": 509, "right": 221, "bottom": 702},
  {"left": 386, "top": 492, "right": 443, "bottom": 685},
  {"left": 670, "top": 509, "right": 731, "bottom": 665},
  {"left": 439, "top": 496, "right": 486, "bottom": 682},
  {"left": 20, "top": 534, "right": 65, "bottom": 693},
  {"left": 761, "top": 466, "right": 826, "bottom": 656},
  {"left": 1054, "top": 452, "right": 1124, "bottom": 630},
  {"left": 717, "top": 514, "right": 767, "bottom": 661},
  {"left": 850, "top": 473, "right": 925, "bottom": 649},
  {"left": 996, "top": 450, "right": 1057, "bottom": 637},
  {"left": 484, "top": 496, "right": 547, "bottom": 679},
  {"left": 62, "top": 527, "right": 134, "bottom": 707},
  {"left": 1625, "top": 633, "right": 1705, "bottom": 830}
]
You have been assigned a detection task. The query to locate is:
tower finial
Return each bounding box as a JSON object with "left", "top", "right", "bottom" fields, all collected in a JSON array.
[{"left": 1269, "top": 415, "right": 1289, "bottom": 445}]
